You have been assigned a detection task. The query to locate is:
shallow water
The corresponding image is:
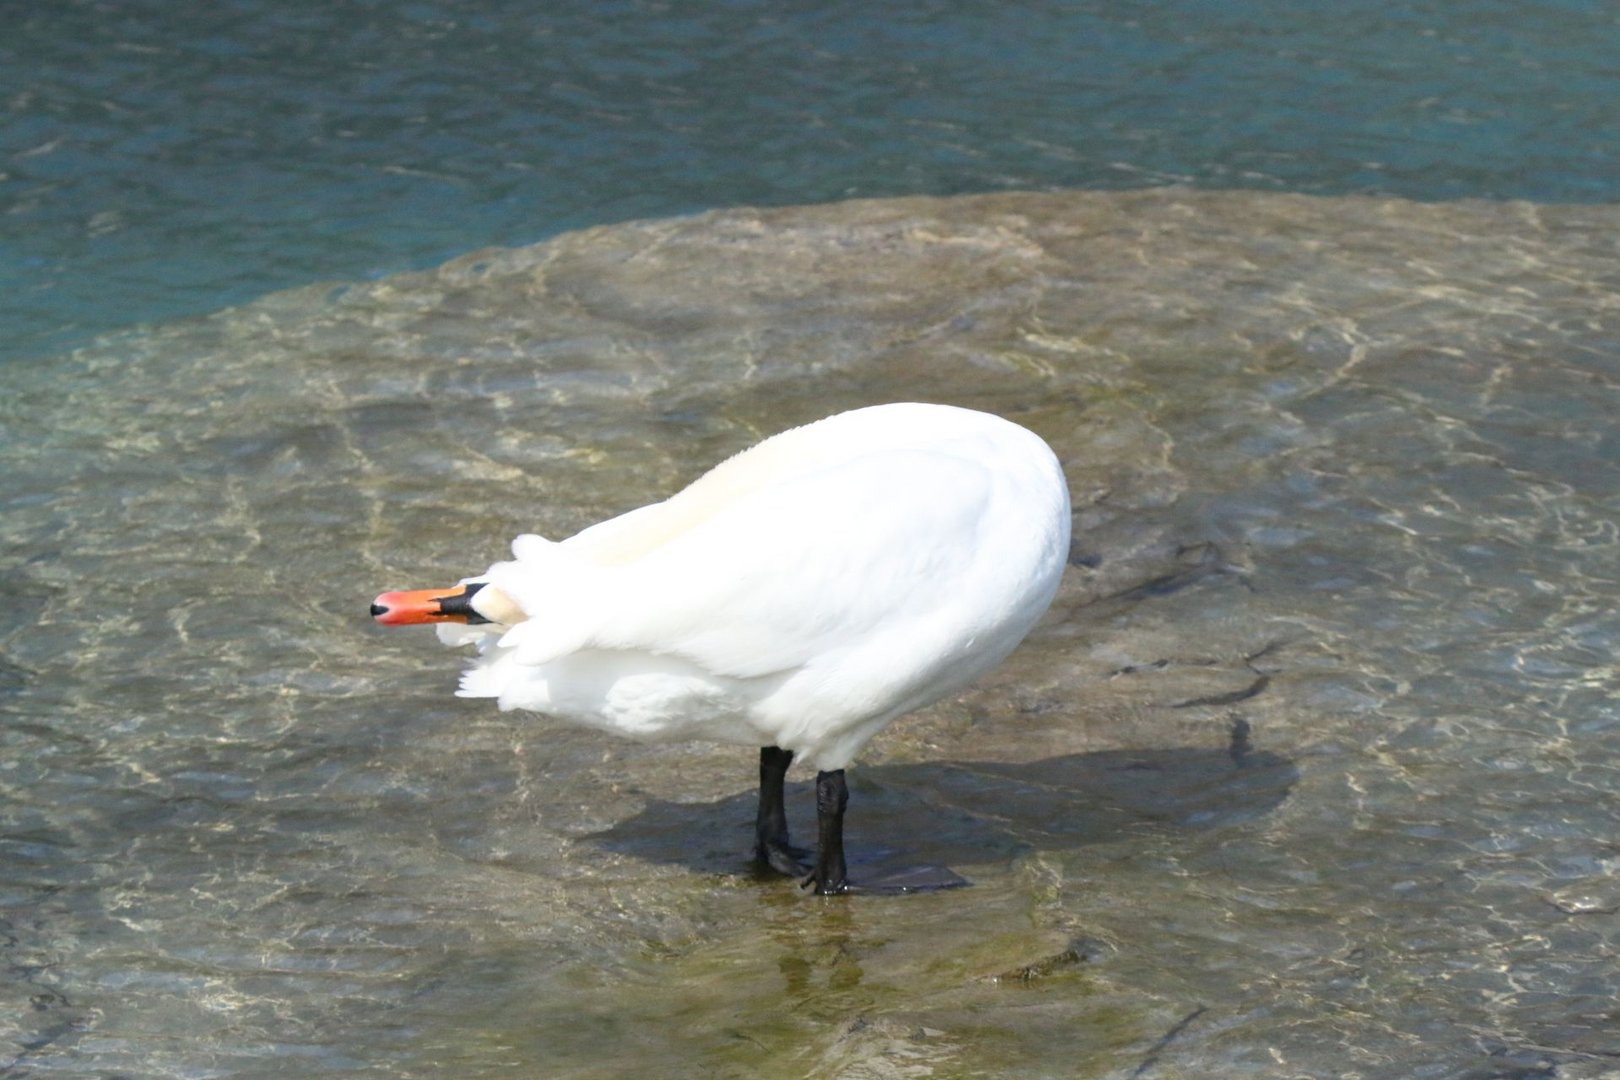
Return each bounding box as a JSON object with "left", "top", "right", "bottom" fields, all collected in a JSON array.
[{"left": 4, "top": 189, "right": 1620, "bottom": 1077}]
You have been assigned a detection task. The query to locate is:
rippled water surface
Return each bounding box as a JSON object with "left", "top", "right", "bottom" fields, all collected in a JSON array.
[
  {"left": 6, "top": 0, "right": 1620, "bottom": 362},
  {"left": 4, "top": 189, "right": 1619, "bottom": 1077}
]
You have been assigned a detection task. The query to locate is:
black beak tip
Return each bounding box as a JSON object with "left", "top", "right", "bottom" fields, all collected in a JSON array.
[{"left": 369, "top": 602, "right": 387, "bottom": 618}]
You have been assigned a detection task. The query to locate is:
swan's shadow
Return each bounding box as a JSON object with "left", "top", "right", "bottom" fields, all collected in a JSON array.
[{"left": 585, "top": 743, "right": 1297, "bottom": 880}]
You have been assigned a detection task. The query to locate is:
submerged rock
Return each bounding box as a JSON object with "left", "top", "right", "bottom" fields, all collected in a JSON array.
[{"left": 3, "top": 189, "right": 1620, "bottom": 1077}]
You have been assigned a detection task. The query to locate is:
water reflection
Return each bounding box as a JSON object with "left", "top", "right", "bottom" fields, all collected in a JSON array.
[{"left": 757, "top": 891, "right": 868, "bottom": 1004}]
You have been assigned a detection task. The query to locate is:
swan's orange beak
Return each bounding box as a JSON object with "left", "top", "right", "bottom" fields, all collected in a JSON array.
[{"left": 370, "top": 583, "right": 490, "bottom": 626}]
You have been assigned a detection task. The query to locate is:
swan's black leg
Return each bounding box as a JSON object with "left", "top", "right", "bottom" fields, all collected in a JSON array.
[
  {"left": 804, "top": 768, "right": 850, "bottom": 895},
  {"left": 755, "top": 746, "right": 809, "bottom": 875}
]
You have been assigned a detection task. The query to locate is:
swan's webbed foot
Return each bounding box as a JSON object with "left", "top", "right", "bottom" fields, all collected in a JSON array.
[
  {"left": 800, "top": 767, "right": 969, "bottom": 895},
  {"left": 760, "top": 752, "right": 968, "bottom": 896},
  {"left": 756, "top": 838, "right": 812, "bottom": 877},
  {"left": 799, "top": 768, "right": 851, "bottom": 895},
  {"left": 755, "top": 746, "right": 810, "bottom": 876},
  {"left": 801, "top": 863, "right": 850, "bottom": 895}
]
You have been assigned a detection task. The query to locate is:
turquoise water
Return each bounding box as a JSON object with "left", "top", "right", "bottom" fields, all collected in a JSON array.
[
  {"left": 5, "top": 0, "right": 1619, "bottom": 363},
  {"left": 7, "top": 4, "right": 1620, "bottom": 1077}
]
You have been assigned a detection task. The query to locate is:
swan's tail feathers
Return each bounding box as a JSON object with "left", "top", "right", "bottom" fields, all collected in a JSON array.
[
  {"left": 455, "top": 662, "right": 510, "bottom": 699},
  {"left": 494, "top": 612, "right": 593, "bottom": 668},
  {"left": 483, "top": 533, "right": 606, "bottom": 668},
  {"left": 510, "top": 533, "right": 554, "bottom": 561}
]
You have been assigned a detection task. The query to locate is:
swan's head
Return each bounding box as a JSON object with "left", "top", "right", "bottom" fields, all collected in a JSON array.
[{"left": 370, "top": 582, "right": 523, "bottom": 627}]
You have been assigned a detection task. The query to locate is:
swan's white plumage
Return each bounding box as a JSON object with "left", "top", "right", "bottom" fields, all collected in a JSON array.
[{"left": 436, "top": 403, "right": 1070, "bottom": 770}]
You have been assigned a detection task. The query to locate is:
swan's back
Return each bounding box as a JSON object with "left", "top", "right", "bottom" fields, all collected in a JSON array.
[{"left": 567, "top": 404, "right": 1053, "bottom": 564}]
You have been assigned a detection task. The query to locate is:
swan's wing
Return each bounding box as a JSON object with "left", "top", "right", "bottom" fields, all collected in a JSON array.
[{"left": 592, "top": 449, "right": 995, "bottom": 679}]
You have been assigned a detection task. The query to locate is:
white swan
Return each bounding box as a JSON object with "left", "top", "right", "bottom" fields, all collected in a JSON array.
[{"left": 372, "top": 402, "right": 1070, "bottom": 893}]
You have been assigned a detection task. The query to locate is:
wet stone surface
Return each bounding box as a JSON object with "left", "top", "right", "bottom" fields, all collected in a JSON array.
[{"left": 3, "top": 189, "right": 1620, "bottom": 1077}]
